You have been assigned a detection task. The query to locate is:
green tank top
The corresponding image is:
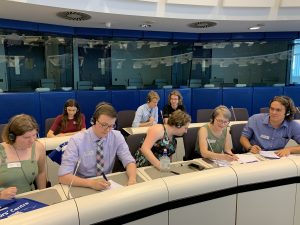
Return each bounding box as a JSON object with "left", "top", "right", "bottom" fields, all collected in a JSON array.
[
  {"left": 0, "top": 143, "right": 38, "bottom": 194},
  {"left": 195, "top": 123, "right": 227, "bottom": 155}
]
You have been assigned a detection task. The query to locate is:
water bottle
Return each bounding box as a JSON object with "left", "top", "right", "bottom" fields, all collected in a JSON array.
[{"left": 160, "top": 149, "right": 170, "bottom": 172}]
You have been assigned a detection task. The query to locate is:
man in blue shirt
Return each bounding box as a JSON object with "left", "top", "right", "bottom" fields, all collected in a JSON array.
[
  {"left": 59, "top": 102, "right": 136, "bottom": 190},
  {"left": 240, "top": 96, "right": 300, "bottom": 157},
  {"left": 132, "top": 90, "right": 160, "bottom": 127}
]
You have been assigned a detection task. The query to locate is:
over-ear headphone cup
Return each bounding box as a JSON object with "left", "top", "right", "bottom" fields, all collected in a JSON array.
[{"left": 8, "top": 133, "right": 16, "bottom": 141}]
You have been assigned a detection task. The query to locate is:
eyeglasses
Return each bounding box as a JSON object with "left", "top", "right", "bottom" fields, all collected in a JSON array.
[
  {"left": 97, "top": 121, "right": 116, "bottom": 130},
  {"left": 215, "top": 119, "right": 230, "bottom": 125}
]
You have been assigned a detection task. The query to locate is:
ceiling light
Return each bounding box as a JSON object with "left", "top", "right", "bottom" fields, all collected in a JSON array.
[
  {"left": 249, "top": 24, "right": 264, "bottom": 30},
  {"left": 188, "top": 21, "right": 217, "bottom": 29},
  {"left": 57, "top": 11, "right": 91, "bottom": 21},
  {"left": 140, "top": 24, "right": 151, "bottom": 28}
]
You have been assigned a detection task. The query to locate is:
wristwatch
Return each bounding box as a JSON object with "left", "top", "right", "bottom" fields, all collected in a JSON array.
[{"left": 247, "top": 146, "right": 252, "bottom": 152}]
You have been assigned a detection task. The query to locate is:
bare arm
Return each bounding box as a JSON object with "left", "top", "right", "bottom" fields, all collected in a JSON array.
[
  {"left": 125, "top": 162, "right": 137, "bottom": 185},
  {"left": 58, "top": 173, "right": 110, "bottom": 191},
  {"left": 140, "top": 125, "right": 164, "bottom": 169},
  {"left": 35, "top": 142, "right": 47, "bottom": 189},
  {"left": 199, "top": 127, "right": 236, "bottom": 161},
  {"left": 276, "top": 145, "right": 300, "bottom": 157},
  {"left": 240, "top": 135, "right": 261, "bottom": 153}
]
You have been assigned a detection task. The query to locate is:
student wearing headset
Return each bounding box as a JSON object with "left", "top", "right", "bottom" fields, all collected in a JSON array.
[
  {"left": 58, "top": 102, "right": 136, "bottom": 190},
  {"left": 47, "top": 99, "right": 86, "bottom": 138},
  {"left": 135, "top": 110, "right": 191, "bottom": 169},
  {"left": 195, "top": 105, "right": 238, "bottom": 162},
  {"left": 0, "top": 114, "right": 46, "bottom": 199},
  {"left": 132, "top": 90, "right": 160, "bottom": 127},
  {"left": 240, "top": 95, "right": 300, "bottom": 157},
  {"left": 162, "top": 90, "right": 185, "bottom": 124}
]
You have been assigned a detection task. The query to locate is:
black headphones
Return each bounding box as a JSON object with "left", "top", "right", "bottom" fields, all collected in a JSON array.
[
  {"left": 210, "top": 106, "right": 229, "bottom": 123},
  {"left": 146, "top": 94, "right": 151, "bottom": 103},
  {"left": 90, "top": 102, "right": 113, "bottom": 125},
  {"left": 8, "top": 115, "right": 21, "bottom": 141},
  {"left": 269, "top": 96, "right": 292, "bottom": 117}
]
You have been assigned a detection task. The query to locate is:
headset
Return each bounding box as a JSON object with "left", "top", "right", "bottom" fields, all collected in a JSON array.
[
  {"left": 210, "top": 105, "right": 230, "bottom": 123},
  {"left": 146, "top": 93, "right": 151, "bottom": 103},
  {"left": 8, "top": 114, "right": 23, "bottom": 141},
  {"left": 269, "top": 96, "right": 293, "bottom": 117},
  {"left": 8, "top": 114, "right": 39, "bottom": 142},
  {"left": 90, "top": 102, "right": 114, "bottom": 125}
]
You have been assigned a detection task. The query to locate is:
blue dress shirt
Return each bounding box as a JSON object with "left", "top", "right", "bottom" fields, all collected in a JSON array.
[
  {"left": 132, "top": 103, "right": 158, "bottom": 127},
  {"left": 242, "top": 113, "right": 300, "bottom": 150},
  {"left": 58, "top": 127, "right": 135, "bottom": 177}
]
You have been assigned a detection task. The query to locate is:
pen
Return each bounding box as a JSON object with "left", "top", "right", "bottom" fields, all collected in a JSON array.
[
  {"left": 102, "top": 172, "right": 108, "bottom": 181},
  {"left": 170, "top": 170, "right": 180, "bottom": 175}
]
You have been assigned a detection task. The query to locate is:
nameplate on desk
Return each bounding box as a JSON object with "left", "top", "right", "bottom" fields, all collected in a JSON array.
[{"left": 0, "top": 198, "right": 48, "bottom": 219}]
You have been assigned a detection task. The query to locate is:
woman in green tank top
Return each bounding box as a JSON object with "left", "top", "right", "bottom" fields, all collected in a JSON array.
[
  {"left": 195, "top": 105, "right": 238, "bottom": 162},
  {"left": 0, "top": 114, "right": 46, "bottom": 199}
]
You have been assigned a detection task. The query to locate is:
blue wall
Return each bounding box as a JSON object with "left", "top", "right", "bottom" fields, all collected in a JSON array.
[{"left": 1, "top": 86, "right": 299, "bottom": 137}]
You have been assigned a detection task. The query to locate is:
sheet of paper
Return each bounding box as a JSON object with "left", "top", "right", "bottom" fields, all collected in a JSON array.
[
  {"left": 236, "top": 154, "right": 259, "bottom": 164},
  {"left": 260, "top": 151, "right": 280, "bottom": 159},
  {"left": 107, "top": 180, "right": 124, "bottom": 190}
]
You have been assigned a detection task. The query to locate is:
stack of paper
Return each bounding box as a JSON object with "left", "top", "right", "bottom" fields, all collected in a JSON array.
[
  {"left": 236, "top": 154, "right": 259, "bottom": 164},
  {"left": 259, "top": 151, "right": 280, "bottom": 159}
]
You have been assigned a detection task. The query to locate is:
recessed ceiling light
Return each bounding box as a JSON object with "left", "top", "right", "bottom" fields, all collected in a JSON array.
[
  {"left": 188, "top": 21, "right": 217, "bottom": 29},
  {"left": 249, "top": 24, "right": 264, "bottom": 30},
  {"left": 56, "top": 11, "right": 91, "bottom": 21},
  {"left": 140, "top": 24, "right": 151, "bottom": 28}
]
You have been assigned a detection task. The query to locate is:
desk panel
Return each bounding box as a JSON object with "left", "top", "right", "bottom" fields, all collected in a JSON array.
[
  {"left": 75, "top": 179, "right": 169, "bottom": 225},
  {"left": 60, "top": 171, "right": 147, "bottom": 199}
]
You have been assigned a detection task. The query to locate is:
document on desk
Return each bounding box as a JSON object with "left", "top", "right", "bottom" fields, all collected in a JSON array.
[
  {"left": 236, "top": 154, "right": 259, "bottom": 164},
  {"left": 259, "top": 151, "right": 280, "bottom": 159},
  {"left": 107, "top": 180, "right": 124, "bottom": 190}
]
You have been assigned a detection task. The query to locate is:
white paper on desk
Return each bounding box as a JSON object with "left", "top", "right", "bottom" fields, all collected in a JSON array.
[
  {"left": 260, "top": 151, "right": 280, "bottom": 159},
  {"left": 212, "top": 159, "right": 231, "bottom": 167},
  {"left": 236, "top": 154, "right": 259, "bottom": 164},
  {"left": 107, "top": 180, "right": 124, "bottom": 190}
]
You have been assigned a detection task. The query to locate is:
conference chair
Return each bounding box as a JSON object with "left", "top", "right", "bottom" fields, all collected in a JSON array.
[
  {"left": 154, "top": 78, "right": 167, "bottom": 88},
  {"left": 260, "top": 107, "right": 269, "bottom": 113},
  {"left": 116, "top": 110, "right": 136, "bottom": 135},
  {"left": 183, "top": 127, "right": 201, "bottom": 161},
  {"left": 77, "top": 80, "right": 93, "bottom": 90},
  {"left": 45, "top": 117, "right": 56, "bottom": 135},
  {"left": 188, "top": 79, "right": 202, "bottom": 88},
  {"left": 112, "top": 133, "right": 146, "bottom": 172},
  {"left": 230, "top": 123, "right": 246, "bottom": 154},
  {"left": 0, "top": 123, "right": 7, "bottom": 142},
  {"left": 41, "top": 78, "right": 56, "bottom": 90},
  {"left": 295, "top": 107, "right": 300, "bottom": 119},
  {"left": 128, "top": 78, "right": 143, "bottom": 89},
  {"left": 230, "top": 108, "right": 249, "bottom": 121},
  {"left": 196, "top": 109, "right": 214, "bottom": 123}
]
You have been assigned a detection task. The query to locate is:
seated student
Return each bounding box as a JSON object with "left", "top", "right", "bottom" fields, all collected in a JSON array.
[
  {"left": 47, "top": 99, "right": 86, "bottom": 138},
  {"left": 58, "top": 102, "right": 136, "bottom": 190},
  {"left": 132, "top": 90, "right": 160, "bottom": 127},
  {"left": 163, "top": 90, "right": 185, "bottom": 124},
  {"left": 0, "top": 114, "right": 46, "bottom": 199},
  {"left": 195, "top": 105, "right": 238, "bottom": 162},
  {"left": 240, "top": 96, "right": 300, "bottom": 157},
  {"left": 135, "top": 110, "right": 191, "bottom": 169}
]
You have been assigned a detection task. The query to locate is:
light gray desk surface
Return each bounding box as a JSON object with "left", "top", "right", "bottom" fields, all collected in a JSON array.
[
  {"left": 68, "top": 173, "right": 145, "bottom": 199},
  {"left": 18, "top": 188, "right": 63, "bottom": 205},
  {"left": 143, "top": 161, "right": 207, "bottom": 179}
]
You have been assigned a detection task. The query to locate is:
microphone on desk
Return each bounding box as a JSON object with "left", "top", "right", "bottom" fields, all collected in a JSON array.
[
  {"left": 296, "top": 107, "right": 300, "bottom": 113},
  {"left": 66, "top": 159, "right": 81, "bottom": 200},
  {"left": 231, "top": 106, "right": 237, "bottom": 121},
  {"left": 160, "top": 110, "right": 164, "bottom": 123}
]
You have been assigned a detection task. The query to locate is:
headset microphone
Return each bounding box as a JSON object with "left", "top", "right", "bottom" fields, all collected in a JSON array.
[
  {"left": 231, "top": 106, "right": 237, "bottom": 121},
  {"left": 67, "top": 159, "right": 81, "bottom": 199}
]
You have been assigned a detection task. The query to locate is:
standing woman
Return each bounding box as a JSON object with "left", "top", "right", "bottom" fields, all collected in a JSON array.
[
  {"left": 47, "top": 99, "right": 86, "bottom": 138},
  {"left": 0, "top": 114, "right": 46, "bottom": 199},
  {"left": 162, "top": 90, "right": 185, "bottom": 124},
  {"left": 195, "top": 105, "right": 238, "bottom": 162},
  {"left": 135, "top": 110, "right": 191, "bottom": 169}
]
